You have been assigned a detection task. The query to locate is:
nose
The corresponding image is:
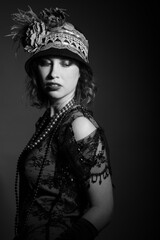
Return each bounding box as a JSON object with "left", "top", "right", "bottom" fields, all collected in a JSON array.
[{"left": 48, "top": 59, "right": 59, "bottom": 79}]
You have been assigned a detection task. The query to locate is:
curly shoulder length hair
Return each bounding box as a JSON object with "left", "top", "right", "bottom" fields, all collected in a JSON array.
[{"left": 25, "top": 58, "right": 97, "bottom": 108}]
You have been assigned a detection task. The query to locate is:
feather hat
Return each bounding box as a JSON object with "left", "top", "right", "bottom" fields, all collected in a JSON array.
[{"left": 8, "top": 6, "right": 92, "bottom": 75}]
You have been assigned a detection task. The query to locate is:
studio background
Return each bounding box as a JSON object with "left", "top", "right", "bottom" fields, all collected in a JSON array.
[{"left": 0, "top": 0, "right": 158, "bottom": 239}]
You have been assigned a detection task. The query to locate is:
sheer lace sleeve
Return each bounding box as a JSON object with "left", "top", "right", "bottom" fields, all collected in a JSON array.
[{"left": 62, "top": 125, "right": 112, "bottom": 188}]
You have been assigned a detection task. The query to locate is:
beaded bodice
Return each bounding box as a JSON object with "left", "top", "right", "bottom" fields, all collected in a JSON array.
[{"left": 15, "top": 104, "right": 111, "bottom": 240}]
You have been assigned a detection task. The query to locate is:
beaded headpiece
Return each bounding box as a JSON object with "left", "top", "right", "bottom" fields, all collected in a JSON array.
[{"left": 8, "top": 6, "right": 91, "bottom": 74}]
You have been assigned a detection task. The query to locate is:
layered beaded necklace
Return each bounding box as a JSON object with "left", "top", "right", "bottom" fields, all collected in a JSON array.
[
  {"left": 14, "top": 98, "right": 76, "bottom": 237},
  {"left": 26, "top": 98, "right": 75, "bottom": 150}
]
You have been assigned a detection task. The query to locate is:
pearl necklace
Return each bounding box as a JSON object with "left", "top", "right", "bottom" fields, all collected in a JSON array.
[
  {"left": 26, "top": 98, "right": 75, "bottom": 150},
  {"left": 14, "top": 98, "right": 76, "bottom": 237}
]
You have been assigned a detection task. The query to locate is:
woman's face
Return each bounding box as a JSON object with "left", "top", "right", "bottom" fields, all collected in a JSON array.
[{"left": 37, "top": 57, "right": 80, "bottom": 103}]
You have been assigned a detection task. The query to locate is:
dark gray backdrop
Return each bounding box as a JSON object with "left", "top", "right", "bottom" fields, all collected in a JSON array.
[{"left": 0, "top": 0, "right": 158, "bottom": 239}]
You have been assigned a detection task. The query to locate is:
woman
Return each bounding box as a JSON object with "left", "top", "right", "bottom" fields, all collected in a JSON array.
[{"left": 9, "top": 7, "right": 114, "bottom": 240}]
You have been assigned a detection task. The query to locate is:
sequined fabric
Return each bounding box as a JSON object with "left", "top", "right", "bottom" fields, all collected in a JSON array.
[{"left": 17, "top": 106, "right": 111, "bottom": 240}]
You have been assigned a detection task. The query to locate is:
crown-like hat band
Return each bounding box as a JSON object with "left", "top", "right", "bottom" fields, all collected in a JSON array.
[{"left": 33, "top": 32, "right": 89, "bottom": 63}]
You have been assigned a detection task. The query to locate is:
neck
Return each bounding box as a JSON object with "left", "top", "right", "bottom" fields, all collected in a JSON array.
[{"left": 49, "top": 93, "right": 75, "bottom": 117}]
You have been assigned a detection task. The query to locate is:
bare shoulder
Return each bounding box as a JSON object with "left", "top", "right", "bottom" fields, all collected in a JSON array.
[{"left": 72, "top": 116, "right": 97, "bottom": 141}]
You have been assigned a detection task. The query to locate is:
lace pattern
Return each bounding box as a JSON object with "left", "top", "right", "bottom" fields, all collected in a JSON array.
[
  {"left": 60, "top": 124, "right": 111, "bottom": 188},
  {"left": 17, "top": 106, "right": 111, "bottom": 239}
]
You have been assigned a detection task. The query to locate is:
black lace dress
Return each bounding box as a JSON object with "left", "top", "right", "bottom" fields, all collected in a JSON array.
[{"left": 16, "top": 106, "right": 111, "bottom": 240}]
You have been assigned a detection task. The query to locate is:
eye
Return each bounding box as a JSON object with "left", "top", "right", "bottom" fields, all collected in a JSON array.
[
  {"left": 60, "top": 59, "right": 73, "bottom": 67},
  {"left": 37, "top": 58, "right": 52, "bottom": 67}
]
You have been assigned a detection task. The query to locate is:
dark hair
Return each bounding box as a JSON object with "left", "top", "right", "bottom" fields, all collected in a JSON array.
[{"left": 25, "top": 57, "right": 97, "bottom": 108}]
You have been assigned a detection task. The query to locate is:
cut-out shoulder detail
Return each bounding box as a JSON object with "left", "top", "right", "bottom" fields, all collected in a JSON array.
[{"left": 72, "top": 116, "right": 97, "bottom": 141}]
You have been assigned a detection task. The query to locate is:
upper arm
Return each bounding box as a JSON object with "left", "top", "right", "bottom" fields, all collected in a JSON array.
[
  {"left": 83, "top": 174, "right": 114, "bottom": 230},
  {"left": 72, "top": 116, "right": 113, "bottom": 207},
  {"left": 66, "top": 115, "right": 113, "bottom": 229},
  {"left": 88, "top": 174, "right": 113, "bottom": 210},
  {"left": 72, "top": 116, "right": 97, "bottom": 141}
]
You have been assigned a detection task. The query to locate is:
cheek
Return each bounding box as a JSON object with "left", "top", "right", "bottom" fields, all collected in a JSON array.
[
  {"left": 68, "top": 68, "right": 80, "bottom": 85},
  {"left": 70, "top": 73, "right": 79, "bottom": 89},
  {"left": 36, "top": 70, "right": 46, "bottom": 89},
  {"left": 37, "top": 67, "right": 48, "bottom": 81}
]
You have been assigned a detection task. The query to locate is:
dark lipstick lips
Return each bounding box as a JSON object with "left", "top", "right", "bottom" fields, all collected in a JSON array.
[
  {"left": 46, "top": 82, "right": 61, "bottom": 87},
  {"left": 45, "top": 82, "right": 61, "bottom": 91}
]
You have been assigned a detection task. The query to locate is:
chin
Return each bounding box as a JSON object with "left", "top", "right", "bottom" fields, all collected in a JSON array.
[{"left": 47, "top": 91, "right": 62, "bottom": 99}]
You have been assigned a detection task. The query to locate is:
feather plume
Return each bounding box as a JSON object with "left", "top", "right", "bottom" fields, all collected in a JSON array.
[
  {"left": 12, "top": 6, "right": 39, "bottom": 24},
  {"left": 7, "top": 6, "right": 39, "bottom": 40},
  {"left": 6, "top": 6, "right": 69, "bottom": 54}
]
